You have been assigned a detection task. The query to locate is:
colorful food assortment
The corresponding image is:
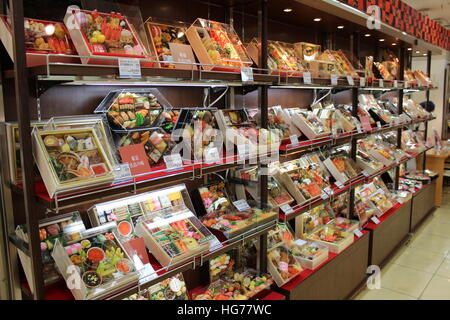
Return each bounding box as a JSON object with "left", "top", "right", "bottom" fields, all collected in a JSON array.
[
  {"left": 210, "top": 254, "right": 235, "bottom": 281},
  {"left": 401, "top": 130, "right": 426, "bottom": 154},
  {"left": 268, "top": 176, "right": 295, "bottom": 207},
  {"left": 194, "top": 272, "right": 273, "bottom": 300},
  {"left": 329, "top": 217, "right": 359, "bottom": 232},
  {"left": 268, "top": 223, "right": 295, "bottom": 249},
  {"left": 308, "top": 226, "right": 347, "bottom": 244},
  {"left": 402, "top": 98, "right": 431, "bottom": 119},
  {"left": 147, "top": 21, "right": 189, "bottom": 67},
  {"left": 116, "top": 129, "right": 173, "bottom": 166},
  {"left": 62, "top": 231, "right": 135, "bottom": 291},
  {"left": 300, "top": 204, "right": 334, "bottom": 236},
  {"left": 267, "top": 40, "right": 304, "bottom": 73},
  {"left": 267, "top": 245, "right": 303, "bottom": 286},
  {"left": 160, "top": 109, "right": 180, "bottom": 133},
  {"left": 284, "top": 109, "right": 331, "bottom": 140},
  {"left": 187, "top": 18, "right": 251, "bottom": 68},
  {"left": 290, "top": 242, "right": 327, "bottom": 262},
  {"left": 295, "top": 42, "right": 321, "bottom": 61},
  {"left": 73, "top": 10, "right": 144, "bottom": 56},
  {"left": 324, "top": 153, "right": 361, "bottom": 184},
  {"left": 198, "top": 182, "right": 277, "bottom": 238},
  {"left": 103, "top": 91, "right": 166, "bottom": 130},
  {"left": 148, "top": 274, "right": 188, "bottom": 300},
  {"left": 267, "top": 107, "right": 292, "bottom": 140},
  {"left": 34, "top": 129, "right": 114, "bottom": 196}
]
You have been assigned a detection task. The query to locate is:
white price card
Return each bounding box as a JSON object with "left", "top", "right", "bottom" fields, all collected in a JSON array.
[
  {"left": 394, "top": 80, "right": 398, "bottom": 88},
  {"left": 163, "top": 153, "right": 183, "bottom": 170},
  {"left": 118, "top": 58, "right": 141, "bottom": 78},
  {"left": 303, "top": 72, "right": 312, "bottom": 84},
  {"left": 237, "top": 144, "right": 250, "bottom": 160},
  {"left": 321, "top": 193, "right": 329, "bottom": 200},
  {"left": 360, "top": 77, "right": 366, "bottom": 87},
  {"left": 280, "top": 204, "right": 294, "bottom": 215},
  {"left": 353, "top": 229, "right": 363, "bottom": 238},
  {"left": 324, "top": 186, "right": 333, "bottom": 194},
  {"left": 346, "top": 75, "right": 355, "bottom": 86},
  {"left": 394, "top": 117, "right": 400, "bottom": 125},
  {"left": 362, "top": 170, "right": 370, "bottom": 177},
  {"left": 233, "top": 199, "right": 251, "bottom": 211},
  {"left": 376, "top": 121, "right": 382, "bottom": 129},
  {"left": 294, "top": 239, "right": 308, "bottom": 246},
  {"left": 356, "top": 123, "right": 363, "bottom": 133},
  {"left": 290, "top": 135, "right": 299, "bottom": 146},
  {"left": 335, "top": 181, "right": 344, "bottom": 188},
  {"left": 371, "top": 216, "right": 381, "bottom": 224},
  {"left": 204, "top": 147, "right": 220, "bottom": 164},
  {"left": 331, "top": 74, "right": 339, "bottom": 86},
  {"left": 113, "top": 163, "right": 132, "bottom": 180},
  {"left": 379, "top": 79, "right": 384, "bottom": 87},
  {"left": 241, "top": 67, "right": 254, "bottom": 82}
]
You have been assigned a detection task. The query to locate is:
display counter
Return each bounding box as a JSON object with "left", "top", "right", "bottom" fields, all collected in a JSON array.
[{"left": 410, "top": 178, "right": 437, "bottom": 231}]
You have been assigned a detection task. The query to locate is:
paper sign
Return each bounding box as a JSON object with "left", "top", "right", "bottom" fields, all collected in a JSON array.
[
  {"left": 303, "top": 72, "right": 312, "bottom": 84},
  {"left": 163, "top": 153, "right": 183, "bottom": 170},
  {"left": 112, "top": 163, "right": 132, "bottom": 179},
  {"left": 233, "top": 199, "right": 251, "bottom": 211},
  {"left": 241, "top": 67, "right": 254, "bottom": 82},
  {"left": 356, "top": 123, "right": 363, "bottom": 133},
  {"left": 119, "top": 144, "right": 151, "bottom": 176},
  {"left": 204, "top": 147, "right": 220, "bottom": 164},
  {"left": 294, "top": 239, "right": 308, "bottom": 246},
  {"left": 290, "top": 135, "right": 299, "bottom": 146},
  {"left": 168, "top": 43, "right": 197, "bottom": 70},
  {"left": 346, "top": 75, "right": 354, "bottom": 86},
  {"left": 360, "top": 77, "right": 366, "bottom": 87},
  {"left": 371, "top": 216, "right": 381, "bottom": 224},
  {"left": 360, "top": 116, "right": 372, "bottom": 132},
  {"left": 118, "top": 58, "right": 141, "bottom": 78},
  {"left": 379, "top": 79, "right": 384, "bottom": 87},
  {"left": 331, "top": 74, "right": 338, "bottom": 86},
  {"left": 280, "top": 204, "right": 294, "bottom": 215},
  {"left": 353, "top": 229, "right": 363, "bottom": 238}
]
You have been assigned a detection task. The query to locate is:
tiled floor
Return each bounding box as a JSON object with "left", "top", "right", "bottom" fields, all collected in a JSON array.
[{"left": 355, "top": 186, "right": 450, "bottom": 300}]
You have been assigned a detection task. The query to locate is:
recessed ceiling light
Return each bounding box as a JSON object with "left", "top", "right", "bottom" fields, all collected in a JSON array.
[
  {"left": 423, "top": 53, "right": 427, "bottom": 56},
  {"left": 313, "top": 18, "right": 322, "bottom": 22},
  {"left": 416, "top": 50, "right": 420, "bottom": 54},
  {"left": 407, "top": 48, "right": 412, "bottom": 51},
  {"left": 283, "top": 8, "right": 293, "bottom": 12},
  {"left": 379, "top": 39, "right": 385, "bottom": 42},
  {"left": 337, "top": 25, "right": 344, "bottom": 29},
  {"left": 392, "top": 43, "right": 396, "bottom": 46},
  {"left": 364, "top": 34, "right": 371, "bottom": 37}
]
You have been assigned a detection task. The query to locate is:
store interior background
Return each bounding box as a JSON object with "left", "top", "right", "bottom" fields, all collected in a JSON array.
[{"left": 0, "top": 0, "right": 448, "bottom": 300}]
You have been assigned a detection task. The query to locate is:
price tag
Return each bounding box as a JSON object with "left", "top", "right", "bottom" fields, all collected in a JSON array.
[
  {"left": 324, "top": 186, "right": 333, "bottom": 194},
  {"left": 376, "top": 121, "right": 382, "bottom": 129},
  {"left": 204, "top": 147, "right": 220, "bottom": 164},
  {"left": 241, "top": 67, "right": 254, "bottom": 82},
  {"left": 379, "top": 79, "right": 384, "bottom": 87},
  {"left": 294, "top": 239, "right": 308, "bottom": 246},
  {"left": 290, "top": 135, "right": 299, "bottom": 146},
  {"left": 346, "top": 75, "right": 354, "bottom": 86},
  {"left": 360, "top": 77, "right": 366, "bottom": 87},
  {"left": 303, "top": 72, "right": 312, "bottom": 84},
  {"left": 335, "top": 181, "right": 344, "bottom": 188},
  {"left": 237, "top": 144, "right": 250, "bottom": 160},
  {"left": 163, "top": 153, "right": 183, "bottom": 170},
  {"left": 371, "top": 216, "right": 381, "bottom": 224},
  {"left": 353, "top": 229, "right": 363, "bottom": 238},
  {"left": 331, "top": 74, "right": 338, "bottom": 86},
  {"left": 233, "top": 199, "right": 251, "bottom": 211},
  {"left": 394, "top": 80, "right": 398, "bottom": 88},
  {"left": 280, "top": 204, "right": 294, "bottom": 215},
  {"left": 118, "top": 58, "right": 141, "bottom": 78},
  {"left": 356, "top": 123, "right": 363, "bottom": 133},
  {"left": 362, "top": 170, "right": 370, "bottom": 177},
  {"left": 394, "top": 118, "right": 400, "bottom": 125},
  {"left": 321, "top": 193, "right": 329, "bottom": 200}
]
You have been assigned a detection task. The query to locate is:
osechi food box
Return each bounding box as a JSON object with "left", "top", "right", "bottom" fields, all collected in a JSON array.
[
  {"left": 186, "top": 18, "right": 252, "bottom": 71},
  {"left": 0, "top": 15, "right": 78, "bottom": 66},
  {"left": 33, "top": 128, "right": 115, "bottom": 198},
  {"left": 64, "top": 8, "right": 151, "bottom": 65}
]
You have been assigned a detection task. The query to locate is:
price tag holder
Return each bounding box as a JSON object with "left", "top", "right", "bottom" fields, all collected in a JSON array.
[
  {"left": 346, "top": 75, "right": 354, "bottom": 86},
  {"left": 303, "top": 72, "right": 312, "bottom": 84},
  {"left": 163, "top": 153, "right": 183, "bottom": 170},
  {"left": 321, "top": 193, "right": 329, "bottom": 200},
  {"left": 204, "top": 147, "right": 220, "bottom": 164},
  {"left": 241, "top": 67, "right": 254, "bottom": 82},
  {"left": 360, "top": 77, "right": 366, "bottom": 87},
  {"left": 371, "top": 216, "right": 381, "bottom": 224},
  {"left": 356, "top": 123, "right": 363, "bottom": 133},
  {"left": 280, "top": 204, "right": 294, "bottom": 215},
  {"left": 233, "top": 199, "right": 251, "bottom": 211},
  {"left": 324, "top": 186, "right": 333, "bottom": 195},
  {"left": 331, "top": 74, "right": 338, "bottom": 86},
  {"left": 353, "top": 229, "right": 363, "bottom": 238},
  {"left": 379, "top": 79, "right": 384, "bottom": 87},
  {"left": 118, "top": 58, "right": 141, "bottom": 78},
  {"left": 289, "top": 135, "right": 299, "bottom": 146}
]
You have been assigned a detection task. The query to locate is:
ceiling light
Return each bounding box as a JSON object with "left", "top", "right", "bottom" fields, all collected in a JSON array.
[
  {"left": 423, "top": 53, "right": 427, "bottom": 56},
  {"left": 313, "top": 18, "right": 322, "bottom": 22},
  {"left": 364, "top": 34, "right": 371, "bottom": 37},
  {"left": 283, "top": 8, "right": 293, "bottom": 12},
  {"left": 416, "top": 50, "right": 420, "bottom": 54},
  {"left": 379, "top": 39, "right": 385, "bottom": 42},
  {"left": 407, "top": 48, "right": 412, "bottom": 51},
  {"left": 337, "top": 25, "right": 344, "bottom": 29},
  {"left": 392, "top": 43, "right": 396, "bottom": 46}
]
